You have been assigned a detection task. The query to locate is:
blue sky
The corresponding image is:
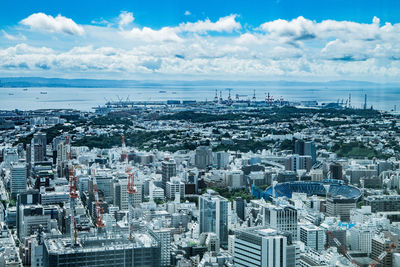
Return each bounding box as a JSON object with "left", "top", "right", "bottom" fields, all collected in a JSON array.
[{"left": 1, "top": 0, "right": 400, "bottom": 81}]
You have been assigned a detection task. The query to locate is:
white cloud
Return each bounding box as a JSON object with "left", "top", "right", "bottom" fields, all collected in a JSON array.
[
  {"left": 3, "top": 14, "right": 400, "bottom": 81},
  {"left": 121, "top": 26, "right": 182, "bottom": 42},
  {"left": 179, "top": 14, "right": 241, "bottom": 33},
  {"left": 2, "top": 30, "right": 26, "bottom": 41},
  {"left": 20, "top": 12, "right": 84, "bottom": 35},
  {"left": 118, "top": 11, "right": 134, "bottom": 29},
  {"left": 184, "top": 11, "right": 191, "bottom": 16}
]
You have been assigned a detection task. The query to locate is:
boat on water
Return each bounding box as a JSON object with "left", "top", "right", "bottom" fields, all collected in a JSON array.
[
  {"left": 159, "top": 90, "right": 167, "bottom": 93},
  {"left": 23, "top": 88, "right": 28, "bottom": 91},
  {"left": 8, "top": 93, "right": 14, "bottom": 96},
  {"left": 40, "top": 91, "right": 47, "bottom": 94}
]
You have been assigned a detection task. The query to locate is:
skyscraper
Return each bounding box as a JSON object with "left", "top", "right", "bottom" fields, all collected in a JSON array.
[
  {"left": 199, "top": 190, "right": 228, "bottom": 248},
  {"left": 234, "top": 227, "right": 299, "bottom": 267},
  {"left": 11, "top": 162, "right": 27, "bottom": 199},
  {"left": 261, "top": 203, "right": 298, "bottom": 241},
  {"left": 195, "top": 146, "right": 213, "bottom": 169},
  {"left": 162, "top": 159, "right": 176, "bottom": 190}
]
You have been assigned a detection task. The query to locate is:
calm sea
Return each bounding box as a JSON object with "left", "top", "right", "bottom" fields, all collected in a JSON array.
[{"left": 1, "top": 85, "right": 399, "bottom": 111}]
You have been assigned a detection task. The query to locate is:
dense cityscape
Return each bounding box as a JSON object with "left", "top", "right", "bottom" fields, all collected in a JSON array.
[{"left": 1, "top": 93, "right": 400, "bottom": 267}]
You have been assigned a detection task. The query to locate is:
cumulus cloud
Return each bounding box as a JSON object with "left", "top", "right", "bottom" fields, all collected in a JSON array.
[
  {"left": 20, "top": 12, "right": 84, "bottom": 35},
  {"left": 179, "top": 14, "right": 241, "bottom": 33},
  {"left": 184, "top": 11, "right": 191, "bottom": 16},
  {"left": 2, "top": 30, "right": 26, "bottom": 41},
  {"left": 3, "top": 14, "right": 400, "bottom": 81},
  {"left": 118, "top": 11, "right": 134, "bottom": 29}
]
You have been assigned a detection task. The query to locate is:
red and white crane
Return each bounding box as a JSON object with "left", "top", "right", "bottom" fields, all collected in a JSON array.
[
  {"left": 91, "top": 168, "right": 104, "bottom": 229},
  {"left": 66, "top": 136, "right": 78, "bottom": 245},
  {"left": 126, "top": 167, "right": 136, "bottom": 240}
]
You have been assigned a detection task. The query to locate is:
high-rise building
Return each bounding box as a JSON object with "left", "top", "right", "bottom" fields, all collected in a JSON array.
[
  {"left": 234, "top": 197, "right": 245, "bottom": 221},
  {"left": 371, "top": 232, "right": 399, "bottom": 267},
  {"left": 165, "top": 179, "right": 185, "bottom": 199},
  {"left": 285, "top": 155, "right": 312, "bottom": 172},
  {"left": 326, "top": 197, "right": 356, "bottom": 222},
  {"left": 11, "top": 162, "right": 27, "bottom": 199},
  {"left": 364, "top": 195, "right": 400, "bottom": 213},
  {"left": 329, "top": 162, "right": 343, "bottom": 180},
  {"left": 195, "top": 146, "right": 213, "bottom": 169},
  {"left": 299, "top": 224, "right": 325, "bottom": 251},
  {"left": 234, "top": 227, "right": 299, "bottom": 267},
  {"left": 295, "top": 140, "right": 305, "bottom": 155},
  {"left": 295, "top": 140, "right": 316, "bottom": 164},
  {"left": 162, "top": 159, "right": 176, "bottom": 190},
  {"left": 199, "top": 190, "right": 228, "bottom": 248},
  {"left": 349, "top": 226, "right": 373, "bottom": 254},
  {"left": 215, "top": 151, "right": 229, "bottom": 169},
  {"left": 261, "top": 203, "right": 298, "bottom": 240},
  {"left": 43, "top": 234, "right": 161, "bottom": 267},
  {"left": 148, "top": 227, "right": 171, "bottom": 267}
]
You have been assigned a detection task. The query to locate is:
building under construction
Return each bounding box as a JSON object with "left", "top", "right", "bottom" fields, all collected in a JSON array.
[{"left": 43, "top": 233, "right": 161, "bottom": 267}]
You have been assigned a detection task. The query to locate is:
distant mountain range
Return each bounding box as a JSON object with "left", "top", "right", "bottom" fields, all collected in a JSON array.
[{"left": 0, "top": 77, "right": 398, "bottom": 88}]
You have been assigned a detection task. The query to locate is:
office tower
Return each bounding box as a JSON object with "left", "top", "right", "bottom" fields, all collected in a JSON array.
[
  {"left": 11, "top": 162, "right": 27, "bottom": 199},
  {"left": 371, "top": 232, "right": 399, "bottom": 267},
  {"left": 195, "top": 146, "right": 213, "bottom": 169},
  {"left": 261, "top": 203, "right": 298, "bottom": 241},
  {"left": 234, "top": 227, "right": 299, "bottom": 267},
  {"left": 295, "top": 140, "right": 305, "bottom": 155},
  {"left": 364, "top": 195, "right": 400, "bottom": 213},
  {"left": 329, "top": 162, "right": 343, "bottom": 180},
  {"left": 299, "top": 224, "right": 325, "bottom": 251},
  {"left": 33, "top": 132, "right": 47, "bottom": 147},
  {"left": 304, "top": 141, "right": 316, "bottom": 164},
  {"left": 234, "top": 197, "right": 245, "bottom": 221},
  {"left": 326, "top": 198, "right": 356, "bottom": 222},
  {"left": 215, "top": 151, "right": 229, "bottom": 169},
  {"left": 295, "top": 140, "right": 316, "bottom": 164},
  {"left": 16, "top": 190, "right": 41, "bottom": 240},
  {"left": 162, "top": 159, "right": 176, "bottom": 190},
  {"left": 285, "top": 155, "right": 312, "bottom": 172},
  {"left": 18, "top": 205, "right": 51, "bottom": 241},
  {"left": 349, "top": 226, "right": 373, "bottom": 254},
  {"left": 199, "top": 190, "right": 228, "bottom": 248},
  {"left": 43, "top": 234, "right": 161, "bottom": 267},
  {"left": 32, "top": 132, "right": 47, "bottom": 162},
  {"left": 165, "top": 179, "right": 185, "bottom": 199},
  {"left": 226, "top": 170, "right": 244, "bottom": 188},
  {"left": 148, "top": 227, "right": 171, "bottom": 267},
  {"left": 3, "top": 147, "right": 18, "bottom": 168}
]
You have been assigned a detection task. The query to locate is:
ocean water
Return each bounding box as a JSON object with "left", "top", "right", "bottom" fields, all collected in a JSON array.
[{"left": 0, "top": 85, "right": 399, "bottom": 111}]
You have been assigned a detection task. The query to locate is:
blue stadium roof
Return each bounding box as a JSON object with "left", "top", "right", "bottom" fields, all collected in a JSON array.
[{"left": 251, "top": 181, "right": 362, "bottom": 201}]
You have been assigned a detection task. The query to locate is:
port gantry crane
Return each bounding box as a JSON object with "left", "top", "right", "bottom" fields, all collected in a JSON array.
[
  {"left": 327, "top": 230, "right": 397, "bottom": 267},
  {"left": 66, "top": 136, "right": 79, "bottom": 245}
]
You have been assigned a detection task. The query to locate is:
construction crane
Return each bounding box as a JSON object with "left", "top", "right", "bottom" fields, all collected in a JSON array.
[
  {"left": 92, "top": 168, "right": 105, "bottom": 229},
  {"left": 327, "top": 230, "right": 357, "bottom": 266},
  {"left": 121, "top": 134, "right": 127, "bottom": 163},
  {"left": 66, "top": 136, "right": 78, "bottom": 245},
  {"left": 126, "top": 168, "right": 136, "bottom": 240},
  {"left": 327, "top": 230, "right": 397, "bottom": 267},
  {"left": 369, "top": 243, "right": 396, "bottom": 267}
]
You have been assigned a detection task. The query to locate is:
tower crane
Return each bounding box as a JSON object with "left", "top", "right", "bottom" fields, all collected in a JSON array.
[{"left": 66, "top": 136, "right": 78, "bottom": 245}]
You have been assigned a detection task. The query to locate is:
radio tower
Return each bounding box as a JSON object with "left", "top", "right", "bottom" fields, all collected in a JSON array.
[
  {"left": 252, "top": 90, "right": 256, "bottom": 102},
  {"left": 92, "top": 168, "right": 105, "bottom": 229},
  {"left": 66, "top": 136, "right": 78, "bottom": 245},
  {"left": 265, "top": 92, "right": 273, "bottom": 105},
  {"left": 126, "top": 168, "right": 136, "bottom": 240},
  {"left": 214, "top": 89, "right": 218, "bottom": 103}
]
